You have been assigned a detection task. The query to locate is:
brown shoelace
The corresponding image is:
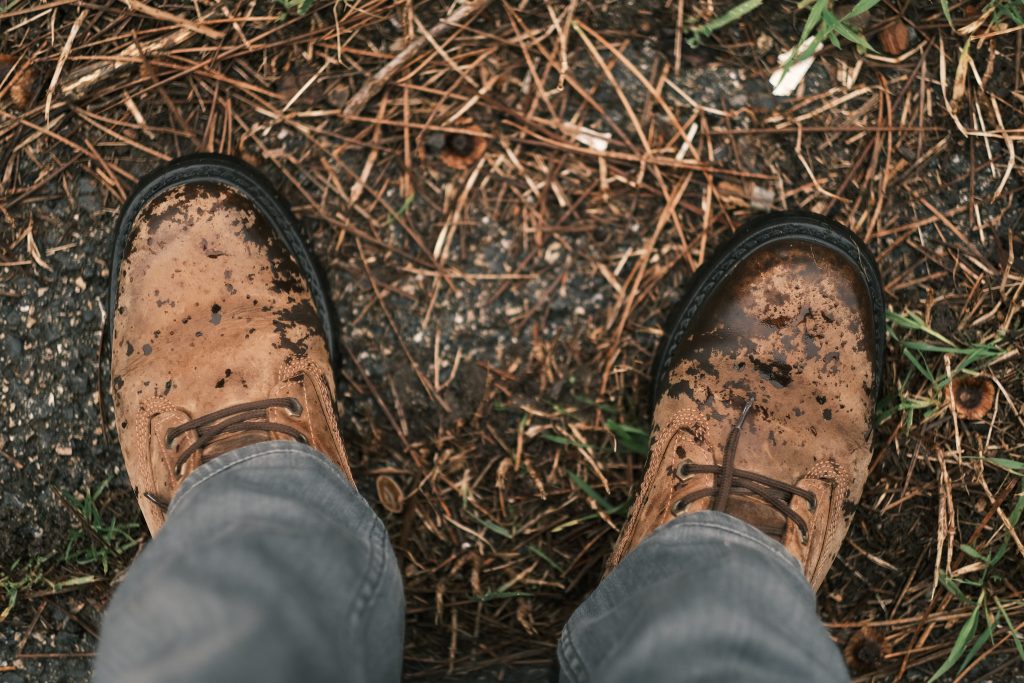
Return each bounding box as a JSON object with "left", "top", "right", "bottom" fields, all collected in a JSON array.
[
  {"left": 671, "top": 395, "right": 816, "bottom": 539},
  {"left": 143, "top": 398, "right": 306, "bottom": 511}
]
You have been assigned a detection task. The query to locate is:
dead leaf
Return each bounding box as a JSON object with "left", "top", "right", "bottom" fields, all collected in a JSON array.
[
  {"left": 433, "top": 123, "right": 487, "bottom": 170},
  {"left": 951, "top": 39, "right": 972, "bottom": 114},
  {"left": 0, "top": 54, "right": 40, "bottom": 111},
  {"left": 949, "top": 376, "right": 995, "bottom": 420},
  {"left": 376, "top": 475, "right": 405, "bottom": 514},
  {"left": 844, "top": 627, "right": 891, "bottom": 675},
  {"left": 879, "top": 20, "right": 910, "bottom": 55}
]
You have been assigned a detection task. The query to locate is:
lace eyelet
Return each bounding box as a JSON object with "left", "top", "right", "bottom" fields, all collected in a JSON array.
[
  {"left": 287, "top": 398, "right": 303, "bottom": 417},
  {"left": 671, "top": 499, "right": 687, "bottom": 516},
  {"left": 297, "top": 434, "right": 308, "bottom": 445},
  {"left": 674, "top": 459, "right": 692, "bottom": 480},
  {"left": 807, "top": 494, "right": 817, "bottom": 512},
  {"left": 165, "top": 432, "right": 177, "bottom": 449},
  {"left": 143, "top": 491, "right": 169, "bottom": 512}
]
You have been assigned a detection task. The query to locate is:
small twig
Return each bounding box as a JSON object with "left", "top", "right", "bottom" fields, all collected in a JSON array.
[
  {"left": 60, "top": 26, "right": 196, "bottom": 100},
  {"left": 343, "top": 0, "right": 496, "bottom": 118},
  {"left": 45, "top": 9, "right": 87, "bottom": 121},
  {"left": 51, "top": 485, "right": 113, "bottom": 553},
  {"left": 122, "top": 0, "right": 224, "bottom": 39}
]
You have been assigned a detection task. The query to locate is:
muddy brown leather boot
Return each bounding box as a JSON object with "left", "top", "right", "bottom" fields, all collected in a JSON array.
[
  {"left": 609, "top": 213, "right": 885, "bottom": 590},
  {"left": 108, "top": 155, "right": 351, "bottom": 534}
]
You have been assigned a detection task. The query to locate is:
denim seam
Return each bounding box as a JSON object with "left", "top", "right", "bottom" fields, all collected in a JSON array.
[
  {"left": 558, "top": 623, "right": 588, "bottom": 683},
  {"left": 349, "top": 505, "right": 388, "bottom": 630},
  {"left": 169, "top": 444, "right": 354, "bottom": 515}
]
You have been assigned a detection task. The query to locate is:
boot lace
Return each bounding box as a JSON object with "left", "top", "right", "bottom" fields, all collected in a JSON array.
[
  {"left": 669, "top": 394, "right": 817, "bottom": 540},
  {"left": 143, "top": 397, "right": 305, "bottom": 511}
]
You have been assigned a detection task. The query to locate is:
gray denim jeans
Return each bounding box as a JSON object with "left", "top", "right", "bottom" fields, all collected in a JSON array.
[{"left": 93, "top": 443, "right": 850, "bottom": 682}]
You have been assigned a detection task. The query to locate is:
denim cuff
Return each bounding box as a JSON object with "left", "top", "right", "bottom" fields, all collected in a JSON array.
[
  {"left": 650, "top": 511, "right": 806, "bottom": 579},
  {"left": 170, "top": 440, "right": 349, "bottom": 516}
]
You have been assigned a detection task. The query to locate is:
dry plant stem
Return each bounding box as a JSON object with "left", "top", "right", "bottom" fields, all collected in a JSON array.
[
  {"left": 121, "top": 0, "right": 224, "bottom": 40},
  {"left": 343, "top": 0, "right": 497, "bottom": 119},
  {"left": 59, "top": 26, "right": 197, "bottom": 100},
  {"left": 46, "top": 9, "right": 88, "bottom": 120}
]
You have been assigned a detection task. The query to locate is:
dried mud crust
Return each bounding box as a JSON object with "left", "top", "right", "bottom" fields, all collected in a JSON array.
[
  {"left": 108, "top": 154, "right": 339, "bottom": 367},
  {"left": 651, "top": 212, "right": 886, "bottom": 413}
]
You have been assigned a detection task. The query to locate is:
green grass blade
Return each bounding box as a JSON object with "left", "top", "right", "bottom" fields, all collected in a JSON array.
[
  {"left": 541, "top": 433, "right": 591, "bottom": 450},
  {"left": 845, "top": 0, "right": 883, "bottom": 20},
  {"left": 901, "top": 348, "right": 936, "bottom": 384},
  {"left": 527, "top": 545, "right": 564, "bottom": 573},
  {"left": 887, "top": 311, "right": 957, "bottom": 346},
  {"left": 467, "top": 511, "right": 513, "bottom": 539},
  {"left": 993, "top": 596, "right": 1024, "bottom": 661},
  {"left": 475, "top": 590, "right": 532, "bottom": 602},
  {"left": 984, "top": 458, "right": 1024, "bottom": 474},
  {"left": 940, "top": 0, "right": 953, "bottom": 25},
  {"left": 798, "top": 0, "right": 827, "bottom": 46},
  {"left": 605, "top": 420, "right": 649, "bottom": 455},
  {"left": 927, "top": 596, "right": 984, "bottom": 682},
  {"left": 959, "top": 617, "right": 994, "bottom": 673},
  {"left": 959, "top": 543, "right": 991, "bottom": 566},
  {"left": 567, "top": 470, "right": 618, "bottom": 515},
  {"left": 687, "top": 0, "right": 764, "bottom": 47},
  {"left": 830, "top": 18, "right": 874, "bottom": 52}
]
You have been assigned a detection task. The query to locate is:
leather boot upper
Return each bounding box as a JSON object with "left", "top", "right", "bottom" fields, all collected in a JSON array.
[
  {"left": 610, "top": 239, "right": 879, "bottom": 590},
  {"left": 110, "top": 182, "right": 351, "bottom": 534}
]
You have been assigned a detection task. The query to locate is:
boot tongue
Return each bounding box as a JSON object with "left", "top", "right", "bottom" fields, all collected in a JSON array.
[
  {"left": 714, "top": 395, "right": 791, "bottom": 538},
  {"left": 723, "top": 496, "right": 789, "bottom": 539},
  {"left": 202, "top": 431, "right": 274, "bottom": 459},
  {"left": 175, "top": 403, "right": 298, "bottom": 479}
]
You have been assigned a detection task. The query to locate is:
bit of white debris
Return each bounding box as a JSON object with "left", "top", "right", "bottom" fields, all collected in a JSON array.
[
  {"left": 565, "top": 124, "right": 611, "bottom": 152},
  {"left": 770, "top": 37, "right": 822, "bottom": 97},
  {"left": 674, "top": 122, "right": 700, "bottom": 161},
  {"left": 543, "top": 242, "right": 563, "bottom": 265},
  {"left": 749, "top": 184, "right": 776, "bottom": 211}
]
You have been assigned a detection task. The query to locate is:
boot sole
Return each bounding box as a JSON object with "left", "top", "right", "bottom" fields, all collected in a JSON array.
[
  {"left": 107, "top": 154, "right": 338, "bottom": 369},
  {"left": 650, "top": 211, "right": 886, "bottom": 416}
]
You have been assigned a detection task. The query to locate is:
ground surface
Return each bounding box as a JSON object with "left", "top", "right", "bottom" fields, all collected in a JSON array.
[{"left": 1, "top": 1, "right": 1023, "bottom": 681}]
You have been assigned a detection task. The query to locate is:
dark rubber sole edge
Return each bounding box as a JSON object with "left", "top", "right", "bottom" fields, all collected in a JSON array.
[
  {"left": 106, "top": 154, "right": 338, "bottom": 370},
  {"left": 650, "top": 211, "right": 887, "bottom": 417}
]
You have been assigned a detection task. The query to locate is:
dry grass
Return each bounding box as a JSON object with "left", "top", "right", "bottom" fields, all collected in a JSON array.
[{"left": 1, "top": 1, "right": 1023, "bottom": 680}]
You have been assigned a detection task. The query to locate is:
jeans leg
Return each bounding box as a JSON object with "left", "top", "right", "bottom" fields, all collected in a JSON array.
[
  {"left": 557, "top": 511, "right": 849, "bottom": 683},
  {"left": 94, "top": 442, "right": 404, "bottom": 683}
]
